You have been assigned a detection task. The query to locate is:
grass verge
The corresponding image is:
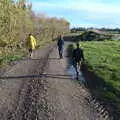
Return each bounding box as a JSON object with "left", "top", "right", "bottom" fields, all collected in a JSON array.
[
  {"left": 80, "top": 40, "right": 120, "bottom": 115},
  {"left": 0, "top": 40, "right": 54, "bottom": 67},
  {"left": 67, "top": 40, "right": 120, "bottom": 118}
]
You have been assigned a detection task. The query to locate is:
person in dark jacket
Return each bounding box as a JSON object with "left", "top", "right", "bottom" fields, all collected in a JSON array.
[
  {"left": 72, "top": 43, "right": 85, "bottom": 79},
  {"left": 57, "top": 35, "right": 64, "bottom": 59}
]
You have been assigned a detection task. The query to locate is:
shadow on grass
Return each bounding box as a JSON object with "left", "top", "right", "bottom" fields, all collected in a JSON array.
[{"left": 82, "top": 64, "right": 120, "bottom": 119}]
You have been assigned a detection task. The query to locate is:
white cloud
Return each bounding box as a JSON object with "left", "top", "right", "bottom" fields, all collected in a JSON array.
[{"left": 31, "top": 0, "right": 120, "bottom": 28}]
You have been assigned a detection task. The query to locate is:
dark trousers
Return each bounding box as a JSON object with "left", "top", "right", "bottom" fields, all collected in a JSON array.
[
  {"left": 58, "top": 47, "right": 63, "bottom": 58},
  {"left": 73, "top": 59, "right": 81, "bottom": 78}
]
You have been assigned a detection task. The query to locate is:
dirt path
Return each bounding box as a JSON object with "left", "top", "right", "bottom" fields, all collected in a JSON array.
[
  {"left": 38, "top": 45, "right": 110, "bottom": 120},
  {"left": 0, "top": 44, "right": 54, "bottom": 120},
  {"left": 0, "top": 43, "right": 111, "bottom": 120}
]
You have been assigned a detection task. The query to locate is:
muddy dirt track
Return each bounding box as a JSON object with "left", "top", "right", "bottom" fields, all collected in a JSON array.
[{"left": 0, "top": 42, "right": 113, "bottom": 120}]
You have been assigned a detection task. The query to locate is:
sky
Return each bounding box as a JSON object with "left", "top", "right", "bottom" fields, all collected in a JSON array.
[{"left": 30, "top": 0, "right": 120, "bottom": 28}]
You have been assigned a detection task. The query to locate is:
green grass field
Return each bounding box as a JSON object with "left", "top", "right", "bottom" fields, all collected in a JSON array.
[{"left": 80, "top": 40, "right": 120, "bottom": 112}]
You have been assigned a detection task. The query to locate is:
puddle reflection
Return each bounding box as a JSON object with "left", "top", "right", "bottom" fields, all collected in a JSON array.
[{"left": 67, "top": 63, "right": 86, "bottom": 84}]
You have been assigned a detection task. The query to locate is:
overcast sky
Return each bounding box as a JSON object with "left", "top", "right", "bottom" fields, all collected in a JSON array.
[{"left": 30, "top": 0, "right": 120, "bottom": 28}]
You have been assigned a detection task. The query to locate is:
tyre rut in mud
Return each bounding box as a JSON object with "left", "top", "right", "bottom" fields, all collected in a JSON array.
[{"left": 7, "top": 44, "right": 55, "bottom": 120}]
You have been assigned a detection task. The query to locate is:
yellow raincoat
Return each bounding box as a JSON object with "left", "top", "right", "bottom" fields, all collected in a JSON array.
[{"left": 26, "top": 35, "right": 37, "bottom": 49}]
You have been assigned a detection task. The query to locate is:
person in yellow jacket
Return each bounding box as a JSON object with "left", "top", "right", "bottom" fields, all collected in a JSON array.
[{"left": 26, "top": 33, "right": 37, "bottom": 57}]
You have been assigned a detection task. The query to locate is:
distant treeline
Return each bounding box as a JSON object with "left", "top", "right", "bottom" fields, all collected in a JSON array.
[
  {"left": 71, "top": 27, "right": 120, "bottom": 33},
  {"left": 100, "top": 28, "right": 120, "bottom": 33},
  {"left": 0, "top": 0, "right": 70, "bottom": 54},
  {"left": 71, "top": 27, "right": 86, "bottom": 32}
]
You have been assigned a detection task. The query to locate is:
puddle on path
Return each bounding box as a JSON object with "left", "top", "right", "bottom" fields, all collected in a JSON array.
[{"left": 67, "top": 60, "right": 86, "bottom": 84}]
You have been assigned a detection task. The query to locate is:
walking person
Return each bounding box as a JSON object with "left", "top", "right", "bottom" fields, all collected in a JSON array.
[
  {"left": 57, "top": 35, "right": 64, "bottom": 59},
  {"left": 72, "top": 43, "right": 85, "bottom": 79},
  {"left": 26, "top": 33, "right": 37, "bottom": 58}
]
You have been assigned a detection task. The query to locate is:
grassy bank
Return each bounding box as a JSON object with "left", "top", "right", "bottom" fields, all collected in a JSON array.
[
  {"left": 0, "top": 48, "right": 27, "bottom": 67},
  {"left": 80, "top": 40, "right": 120, "bottom": 113},
  {"left": 0, "top": 39, "right": 54, "bottom": 67}
]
